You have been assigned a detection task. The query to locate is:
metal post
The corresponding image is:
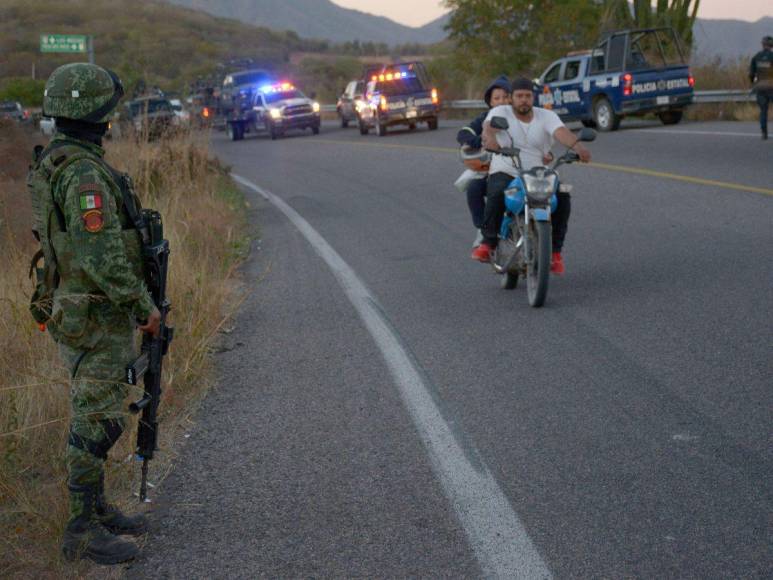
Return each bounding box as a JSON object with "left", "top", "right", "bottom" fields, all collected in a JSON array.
[{"left": 88, "top": 35, "right": 94, "bottom": 64}]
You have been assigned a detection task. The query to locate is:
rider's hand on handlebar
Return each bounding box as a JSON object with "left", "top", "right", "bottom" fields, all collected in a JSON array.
[
  {"left": 543, "top": 152, "right": 555, "bottom": 165},
  {"left": 573, "top": 143, "right": 592, "bottom": 163},
  {"left": 482, "top": 132, "right": 500, "bottom": 152}
]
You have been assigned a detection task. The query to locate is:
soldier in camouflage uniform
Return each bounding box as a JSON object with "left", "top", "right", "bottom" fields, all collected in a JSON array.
[
  {"left": 750, "top": 35, "right": 773, "bottom": 140},
  {"left": 28, "top": 63, "right": 161, "bottom": 564}
]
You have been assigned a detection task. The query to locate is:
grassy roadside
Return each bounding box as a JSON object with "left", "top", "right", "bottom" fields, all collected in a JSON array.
[{"left": 0, "top": 121, "right": 250, "bottom": 577}]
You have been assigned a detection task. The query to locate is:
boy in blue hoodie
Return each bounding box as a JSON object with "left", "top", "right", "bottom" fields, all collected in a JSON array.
[{"left": 456, "top": 75, "right": 511, "bottom": 247}]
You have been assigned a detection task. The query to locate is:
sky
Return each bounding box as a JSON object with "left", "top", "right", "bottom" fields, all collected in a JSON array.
[{"left": 331, "top": 0, "right": 773, "bottom": 28}]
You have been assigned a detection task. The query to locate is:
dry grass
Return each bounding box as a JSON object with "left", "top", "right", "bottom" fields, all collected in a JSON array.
[
  {"left": 0, "top": 121, "right": 250, "bottom": 577},
  {"left": 686, "top": 58, "right": 758, "bottom": 122}
]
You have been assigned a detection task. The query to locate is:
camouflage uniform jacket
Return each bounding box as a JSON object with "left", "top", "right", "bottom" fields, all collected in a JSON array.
[{"left": 29, "top": 133, "right": 155, "bottom": 349}]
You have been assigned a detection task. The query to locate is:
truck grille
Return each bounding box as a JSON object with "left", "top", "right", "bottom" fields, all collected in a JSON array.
[{"left": 285, "top": 104, "right": 312, "bottom": 117}]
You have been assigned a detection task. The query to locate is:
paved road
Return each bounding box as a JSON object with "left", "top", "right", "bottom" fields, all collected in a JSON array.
[{"left": 130, "top": 120, "right": 772, "bottom": 578}]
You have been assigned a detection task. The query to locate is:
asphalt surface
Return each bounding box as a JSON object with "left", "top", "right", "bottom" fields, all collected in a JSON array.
[{"left": 129, "top": 118, "right": 772, "bottom": 579}]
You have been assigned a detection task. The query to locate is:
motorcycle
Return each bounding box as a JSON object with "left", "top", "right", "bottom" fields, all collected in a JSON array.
[{"left": 487, "top": 117, "right": 595, "bottom": 307}]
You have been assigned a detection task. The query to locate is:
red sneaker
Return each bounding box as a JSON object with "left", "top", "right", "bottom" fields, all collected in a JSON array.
[
  {"left": 471, "top": 243, "right": 493, "bottom": 263},
  {"left": 551, "top": 252, "right": 565, "bottom": 275}
]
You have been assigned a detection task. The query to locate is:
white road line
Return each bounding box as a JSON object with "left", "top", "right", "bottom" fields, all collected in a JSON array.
[
  {"left": 232, "top": 173, "right": 552, "bottom": 580},
  {"left": 638, "top": 129, "right": 760, "bottom": 138}
]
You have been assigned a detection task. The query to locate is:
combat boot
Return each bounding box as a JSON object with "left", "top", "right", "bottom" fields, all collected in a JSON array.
[
  {"left": 95, "top": 474, "right": 147, "bottom": 536},
  {"left": 62, "top": 484, "right": 139, "bottom": 565}
]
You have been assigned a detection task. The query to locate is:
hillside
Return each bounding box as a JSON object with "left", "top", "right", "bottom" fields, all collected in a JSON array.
[
  {"left": 165, "top": 0, "right": 450, "bottom": 44},
  {"left": 693, "top": 17, "right": 773, "bottom": 62},
  {"left": 0, "top": 0, "right": 302, "bottom": 92}
]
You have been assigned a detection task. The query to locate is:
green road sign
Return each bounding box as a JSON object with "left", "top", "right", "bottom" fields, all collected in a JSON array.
[{"left": 40, "top": 34, "right": 88, "bottom": 53}]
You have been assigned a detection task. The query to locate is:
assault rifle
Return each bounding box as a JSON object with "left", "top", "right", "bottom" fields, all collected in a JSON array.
[{"left": 126, "top": 208, "right": 174, "bottom": 502}]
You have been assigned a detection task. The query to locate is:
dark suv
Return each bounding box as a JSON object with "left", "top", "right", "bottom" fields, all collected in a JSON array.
[
  {"left": 357, "top": 62, "right": 440, "bottom": 136},
  {"left": 337, "top": 80, "right": 366, "bottom": 128},
  {"left": 125, "top": 97, "right": 176, "bottom": 138},
  {"left": 0, "top": 101, "right": 30, "bottom": 123}
]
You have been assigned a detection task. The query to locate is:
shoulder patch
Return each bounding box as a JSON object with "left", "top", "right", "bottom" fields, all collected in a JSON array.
[{"left": 82, "top": 209, "right": 104, "bottom": 233}]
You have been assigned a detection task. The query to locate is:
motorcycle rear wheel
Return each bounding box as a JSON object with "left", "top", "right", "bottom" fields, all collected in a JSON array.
[{"left": 526, "top": 220, "right": 551, "bottom": 307}]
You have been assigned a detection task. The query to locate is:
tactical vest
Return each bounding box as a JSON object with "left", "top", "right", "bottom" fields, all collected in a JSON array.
[
  {"left": 754, "top": 51, "right": 773, "bottom": 91},
  {"left": 27, "top": 139, "right": 145, "bottom": 343}
]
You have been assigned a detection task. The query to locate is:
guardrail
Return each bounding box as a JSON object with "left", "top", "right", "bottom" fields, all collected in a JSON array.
[
  {"left": 320, "top": 90, "right": 754, "bottom": 113},
  {"left": 442, "top": 90, "right": 754, "bottom": 110}
]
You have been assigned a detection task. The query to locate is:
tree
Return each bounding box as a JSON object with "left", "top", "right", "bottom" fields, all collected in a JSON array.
[
  {"left": 443, "top": 0, "right": 605, "bottom": 79},
  {"left": 602, "top": 0, "right": 701, "bottom": 50},
  {"left": 0, "top": 78, "right": 46, "bottom": 107}
]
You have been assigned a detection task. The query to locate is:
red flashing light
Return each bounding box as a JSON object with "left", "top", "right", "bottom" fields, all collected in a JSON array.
[
  {"left": 688, "top": 75, "right": 695, "bottom": 87},
  {"left": 202, "top": 107, "right": 210, "bottom": 118},
  {"left": 380, "top": 95, "right": 388, "bottom": 110},
  {"left": 431, "top": 88, "right": 439, "bottom": 105}
]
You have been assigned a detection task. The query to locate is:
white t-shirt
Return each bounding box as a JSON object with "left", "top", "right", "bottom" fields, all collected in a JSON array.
[{"left": 485, "top": 105, "right": 565, "bottom": 176}]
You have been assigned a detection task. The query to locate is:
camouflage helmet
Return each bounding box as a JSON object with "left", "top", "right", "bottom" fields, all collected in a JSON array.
[{"left": 43, "top": 63, "right": 124, "bottom": 122}]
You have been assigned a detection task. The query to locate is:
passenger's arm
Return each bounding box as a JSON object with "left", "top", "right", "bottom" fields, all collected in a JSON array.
[{"left": 482, "top": 121, "right": 501, "bottom": 152}]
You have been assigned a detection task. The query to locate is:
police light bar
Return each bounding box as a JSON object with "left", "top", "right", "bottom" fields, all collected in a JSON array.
[
  {"left": 371, "top": 70, "right": 413, "bottom": 82},
  {"left": 259, "top": 82, "right": 295, "bottom": 93}
]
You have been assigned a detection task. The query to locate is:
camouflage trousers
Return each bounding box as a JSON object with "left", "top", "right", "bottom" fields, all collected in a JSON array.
[{"left": 59, "top": 322, "right": 137, "bottom": 521}]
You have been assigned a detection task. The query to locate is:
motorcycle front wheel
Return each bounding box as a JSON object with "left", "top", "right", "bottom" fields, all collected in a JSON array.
[{"left": 526, "top": 220, "right": 551, "bottom": 307}]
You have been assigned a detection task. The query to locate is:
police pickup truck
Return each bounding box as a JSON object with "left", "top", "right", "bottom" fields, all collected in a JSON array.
[
  {"left": 536, "top": 28, "right": 694, "bottom": 131},
  {"left": 357, "top": 62, "right": 440, "bottom": 136},
  {"left": 225, "top": 82, "right": 321, "bottom": 141}
]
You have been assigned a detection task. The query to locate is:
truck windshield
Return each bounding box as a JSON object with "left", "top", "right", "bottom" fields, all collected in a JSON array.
[
  {"left": 264, "top": 90, "right": 305, "bottom": 104},
  {"left": 130, "top": 100, "right": 171, "bottom": 115}
]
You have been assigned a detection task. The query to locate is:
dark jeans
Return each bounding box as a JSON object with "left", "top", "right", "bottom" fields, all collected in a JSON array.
[
  {"left": 466, "top": 176, "right": 487, "bottom": 229},
  {"left": 482, "top": 171, "right": 572, "bottom": 252},
  {"left": 757, "top": 91, "right": 771, "bottom": 133}
]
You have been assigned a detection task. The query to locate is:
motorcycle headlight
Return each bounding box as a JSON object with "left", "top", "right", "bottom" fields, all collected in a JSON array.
[
  {"left": 312, "top": 101, "right": 320, "bottom": 113},
  {"left": 269, "top": 108, "right": 282, "bottom": 119},
  {"left": 522, "top": 171, "right": 557, "bottom": 201}
]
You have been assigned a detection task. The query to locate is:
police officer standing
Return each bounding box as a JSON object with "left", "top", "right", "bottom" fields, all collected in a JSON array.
[
  {"left": 750, "top": 35, "right": 773, "bottom": 140},
  {"left": 28, "top": 63, "right": 161, "bottom": 564}
]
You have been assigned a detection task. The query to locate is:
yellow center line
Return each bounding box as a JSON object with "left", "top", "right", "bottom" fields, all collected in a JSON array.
[{"left": 306, "top": 138, "right": 773, "bottom": 197}]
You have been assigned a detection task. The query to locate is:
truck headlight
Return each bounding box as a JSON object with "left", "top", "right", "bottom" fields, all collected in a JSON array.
[
  {"left": 312, "top": 102, "right": 320, "bottom": 113},
  {"left": 269, "top": 108, "right": 282, "bottom": 119}
]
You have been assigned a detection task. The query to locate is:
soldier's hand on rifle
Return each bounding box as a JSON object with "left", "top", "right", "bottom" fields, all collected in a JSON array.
[{"left": 138, "top": 308, "right": 161, "bottom": 337}]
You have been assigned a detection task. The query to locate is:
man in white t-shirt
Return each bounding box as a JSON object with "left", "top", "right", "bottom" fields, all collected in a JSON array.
[{"left": 471, "top": 76, "right": 591, "bottom": 274}]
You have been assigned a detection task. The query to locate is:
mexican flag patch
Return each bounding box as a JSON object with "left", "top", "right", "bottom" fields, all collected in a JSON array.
[{"left": 80, "top": 194, "right": 103, "bottom": 211}]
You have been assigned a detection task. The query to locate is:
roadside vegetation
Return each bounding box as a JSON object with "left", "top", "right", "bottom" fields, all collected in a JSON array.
[{"left": 0, "top": 120, "right": 250, "bottom": 577}]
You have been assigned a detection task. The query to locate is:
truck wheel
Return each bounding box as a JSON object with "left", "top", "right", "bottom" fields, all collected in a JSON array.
[
  {"left": 269, "top": 124, "right": 279, "bottom": 140},
  {"left": 312, "top": 124, "right": 320, "bottom": 135},
  {"left": 428, "top": 117, "right": 439, "bottom": 131},
  {"left": 658, "top": 111, "right": 683, "bottom": 125},
  {"left": 340, "top": 115, "right": 349, "bottom": 129},
  {"left": 376, "top": 114, "right": 388, "bottom": 137},
  {"left": 593, "top": 98, "right": 620, "bottom": 132},
  {"left": 358, "top": 118, "right": 369, "bottom": 135}
]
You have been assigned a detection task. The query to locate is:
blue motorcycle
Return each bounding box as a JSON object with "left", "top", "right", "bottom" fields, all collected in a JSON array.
[{"left": 488, "top": 118, "right": 595, "bottom": 307}]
